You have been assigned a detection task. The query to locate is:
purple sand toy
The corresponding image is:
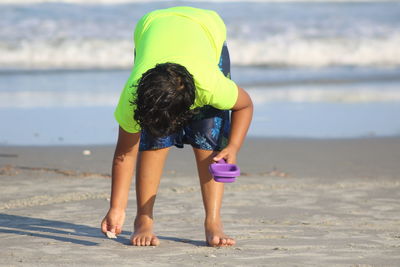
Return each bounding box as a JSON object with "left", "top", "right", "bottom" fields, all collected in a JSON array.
[{"left": 209, "top": 159, "right": 240, "bottom": 183}]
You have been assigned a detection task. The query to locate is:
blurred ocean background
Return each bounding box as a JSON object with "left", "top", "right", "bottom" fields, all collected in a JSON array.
[{"left": 0, "top": 0, "right": 400, "bottom": 145}]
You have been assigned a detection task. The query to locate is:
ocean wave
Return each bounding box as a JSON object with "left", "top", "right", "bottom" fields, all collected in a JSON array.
[
  {"left": 2, "top": 86, "right": 400, "bottom": 109},
  {"left": 1, "top": 34, "right": 400, "bottom": 69},
  {"left": 1, "top": 0, "right": 399, "bottom": 69},
  {"left": 228, "top": 34, "right": 400, "bottom": 68},
  {"left": 248, "top": 87, "right": 400, "bottom": 104},
  {"left": 0, "top": 39, "right": 134, "bottom": 70},
  {"left": 0, "top": 90, "right": 119, "bottom": 108}
]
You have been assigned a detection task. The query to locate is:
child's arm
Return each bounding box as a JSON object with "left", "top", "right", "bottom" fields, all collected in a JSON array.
[
  {"left": 101, "top": 127, "right": 140, "bottom": 236},
  {"left": 214, "top": 86, "right": 253, "bottom": 164}
]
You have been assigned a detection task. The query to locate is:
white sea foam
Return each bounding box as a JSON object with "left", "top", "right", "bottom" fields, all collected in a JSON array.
[
  {"left": 0, "top": 39, "right": 134, "bottom": 70},
  {"left": 1, "top": 34, "right": 400, "bottom": 69},
  {"left": 229, "top": 34, "right": 400, "bottom": 68},
  {"left": 248, "top": 87, "right": 400, "bottom": 105},
  {"left": 0, "top": 0, "right": 399, "bottom": 69},
  {"left": 2, "top": 86, "right": 400, "bottom": 109},
  {"left": 0, "top": 90, "right": 119, "bottom": 108}
]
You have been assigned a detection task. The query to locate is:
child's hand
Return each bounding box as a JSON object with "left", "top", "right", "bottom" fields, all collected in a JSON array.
[
  {"left": 101, "top": 208, "right": 126, "bottom": 237},
  {"left": 213, "top": 144, "right": 239, "bottom": 164}
]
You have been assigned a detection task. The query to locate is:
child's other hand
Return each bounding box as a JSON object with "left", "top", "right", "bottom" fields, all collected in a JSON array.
[
  {"left": 213, "top": 144, "right": 238, "bottom": 164},
  {"left": 101, "top": 208, "right": 126, "bottom": 237}
]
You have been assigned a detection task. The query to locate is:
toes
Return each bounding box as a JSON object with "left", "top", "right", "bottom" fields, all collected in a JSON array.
[
  {"left": 131, "top": 234, "right": 159, "bottom": 246},
  {"left": 145, "top": 237, "right": 151, "bottom": 246},
  {"left": 133, "top": 237, "right": 139, "bottom": 246},
  {"left": 207, "top": 234, "right": 236, "bottom": 247},
  {"left": 208, "top": 236, "right": 221, "bottom": 247},
  {"left": 226, "top": 237, "right": 235, "bottom": 246},
  {"left": 220, "top": 236, "right": 235, "bottom": 246},
  {"left": 220, "top": 238, "right": 227, "bottom": 246},
  {"left": 131, "top": 235, "right": 137, "bottom": 246},
  {"left": 131, "top": 235, "right": 143, "bottom": 246},
  {"left": 151, "top": 237, "right": 160, "bottom": 246}
]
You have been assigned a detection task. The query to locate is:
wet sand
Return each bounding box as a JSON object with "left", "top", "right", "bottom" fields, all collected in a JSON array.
[{"left": 1, "top": 138, "right": 399, "bottom": 266}]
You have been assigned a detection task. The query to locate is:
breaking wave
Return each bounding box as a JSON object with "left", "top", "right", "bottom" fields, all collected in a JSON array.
[
  {"left": 1, "top": 0, "right": 399, "bottom": 70},
  {"left": 1, "top": 34, "right": 400, "bottom": 70}
]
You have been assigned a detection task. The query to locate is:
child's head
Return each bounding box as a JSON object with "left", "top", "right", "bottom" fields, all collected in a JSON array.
[{"left": 134, "top": 63, "right": 196, "bottom": 137}]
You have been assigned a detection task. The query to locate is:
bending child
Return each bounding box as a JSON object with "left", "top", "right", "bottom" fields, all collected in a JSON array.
[{"left": 101, "top": 6, "right": 253, "bottom": 247}]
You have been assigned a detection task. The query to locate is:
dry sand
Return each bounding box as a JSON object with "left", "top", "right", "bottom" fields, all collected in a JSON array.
[{"left": 0, "top": 138, "right": 399, "bottom": 266}]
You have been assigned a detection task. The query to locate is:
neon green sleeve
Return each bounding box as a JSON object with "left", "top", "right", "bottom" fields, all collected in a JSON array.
[
  {"left": 114, "top": 77, "right": 141, "bottom": 133},
  {"left": 192, "top": 64, "right": 238, "bottom": 110},
  {"left": 210, "top": 75, "right": 238, "bottom": 110}
]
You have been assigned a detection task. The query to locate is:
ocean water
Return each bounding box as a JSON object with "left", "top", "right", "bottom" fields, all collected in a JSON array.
[{"left": 0, "top": 0, "right": 400, "bottom": 145}]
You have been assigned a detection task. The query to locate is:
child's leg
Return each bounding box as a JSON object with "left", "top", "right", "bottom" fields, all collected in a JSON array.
[
  {"left": 192, "top": 147, "right": 236, "bottom": 247},
  {"left": 131, "top": 147, "right": 170, "bottom": 246}
]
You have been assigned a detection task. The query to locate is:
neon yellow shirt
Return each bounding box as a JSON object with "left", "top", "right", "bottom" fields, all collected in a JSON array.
[{"left": 115, "top": 6, "right": 238, "bottom": 133}]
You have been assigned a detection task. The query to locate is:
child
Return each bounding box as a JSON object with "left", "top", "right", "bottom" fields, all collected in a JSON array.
[{"left": 101, "top": 6, "right": 253, "bottom": 247}]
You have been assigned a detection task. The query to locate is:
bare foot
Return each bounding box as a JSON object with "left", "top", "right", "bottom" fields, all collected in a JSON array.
[
  {"left": 131, "top": 215, "right": 160, "bottom": 246},
  {"left": 205, "top": 220, "right": 235, "bottom": 247}
]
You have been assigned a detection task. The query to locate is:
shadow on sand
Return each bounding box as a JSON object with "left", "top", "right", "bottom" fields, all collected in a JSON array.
[{"left": 0, "top": 213, "right": 205, "bottom": 247}]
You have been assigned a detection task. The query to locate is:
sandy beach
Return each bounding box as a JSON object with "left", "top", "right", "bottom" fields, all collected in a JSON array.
[
  {"left": 1, "top": 137, "right": 399, "bottom": 266},
  {"left": 1, "top": 1, "right": 400, "bottom": 266}
]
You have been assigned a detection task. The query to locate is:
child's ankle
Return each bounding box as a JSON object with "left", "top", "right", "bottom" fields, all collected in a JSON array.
[
  {"left": 204, "top": 216, "right": 222, "bottom": 225},
  {"left": 135, "top": 213, "right": 153, "bottom": 220},
  {"left": 135, "top": 213, "right": 154, "bottom": 222}
]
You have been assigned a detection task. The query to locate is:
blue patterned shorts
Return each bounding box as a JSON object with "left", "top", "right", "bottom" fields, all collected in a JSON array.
[{"left": 139, "top": 43, "right": 232, "bottom": 151}]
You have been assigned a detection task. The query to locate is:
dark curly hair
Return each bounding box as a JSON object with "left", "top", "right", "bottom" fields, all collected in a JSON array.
[{"left": 133, "top": 63, "right": 196, "bottom": 138}]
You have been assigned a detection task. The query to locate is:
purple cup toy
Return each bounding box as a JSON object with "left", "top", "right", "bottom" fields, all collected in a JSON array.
[{"left": 209, "top": 159, "right": 240, "bottom": 183}]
